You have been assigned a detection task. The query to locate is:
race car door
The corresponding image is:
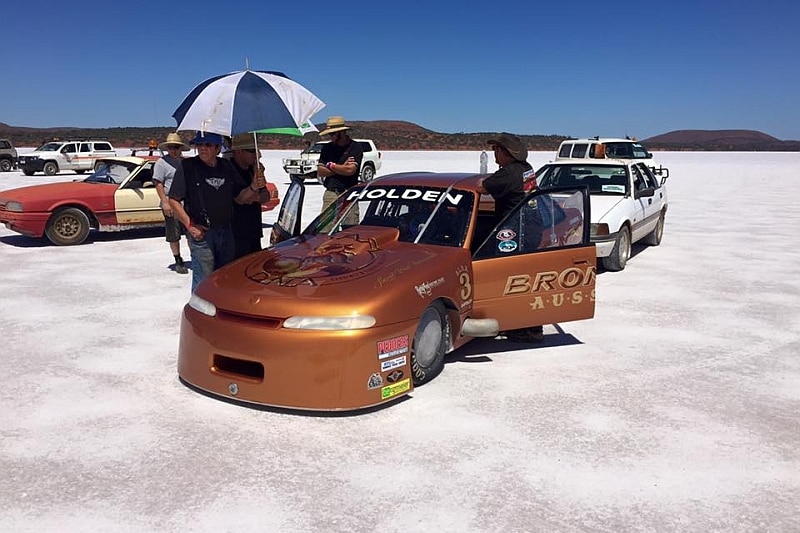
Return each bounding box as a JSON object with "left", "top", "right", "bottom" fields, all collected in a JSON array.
[
  {"left": 114, "top": 162, "right": 163, "bottom": 225},
  {"left": 470, "top": 187, "right": 596, "bottom": 331},
  {"left": 270, "top": 176, "right": 306, "bottom": 245}
]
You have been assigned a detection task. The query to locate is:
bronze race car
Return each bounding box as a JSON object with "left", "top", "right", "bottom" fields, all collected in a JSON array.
[{"left": 177, "top": 172, "right": 596, "bottom": 411}]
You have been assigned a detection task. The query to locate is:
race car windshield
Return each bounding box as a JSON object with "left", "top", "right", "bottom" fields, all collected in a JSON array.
[
  {"left": 307, "top": 185, "right": 475, "bottom": 247},
  {"left": 537, "top": 164, "right": 628, "bottom": 196},
  {"left": 85, "top": 161, "right": 135, "bottom": 184}
]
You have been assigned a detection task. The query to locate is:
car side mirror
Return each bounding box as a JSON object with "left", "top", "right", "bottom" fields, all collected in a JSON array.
[{"left": 636, "top": 187, "right": 655, "bottom": 198}]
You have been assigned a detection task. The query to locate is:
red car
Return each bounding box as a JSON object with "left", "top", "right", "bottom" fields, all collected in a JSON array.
[{"left": 0, "top": 156, "right": 279, "bottom": 245}]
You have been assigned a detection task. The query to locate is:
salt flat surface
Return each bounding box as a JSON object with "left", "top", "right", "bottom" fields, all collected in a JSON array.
[{"left": 1, "top": 151, "right": 799, "bottom": 532}]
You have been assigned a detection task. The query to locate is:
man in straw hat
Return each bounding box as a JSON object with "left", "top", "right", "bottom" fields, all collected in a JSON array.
[
  {"left": 476, "top": 132, "right": 533, "bottom": 223},
  {"left": 224, "top": 133, "right": 270, "bottom": 259},
  {"left": 316, "top": 116, "right": 364, "bottom": 224},
  {"left": 153, "top": 132, "right": 190, "bottom": 274}
]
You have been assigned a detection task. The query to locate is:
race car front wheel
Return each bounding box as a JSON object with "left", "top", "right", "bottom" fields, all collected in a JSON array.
[
  {"left": 411, "top": 301, "right": 448, "bottom": 386},
  {"left": 45, "top": 207, "right": 91, "bottom": 246}
]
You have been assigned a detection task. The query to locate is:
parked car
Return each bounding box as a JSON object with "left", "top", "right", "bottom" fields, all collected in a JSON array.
[
  {"left": 536, "top": 158, "right": 668, "bottom": 271},
  {"left": 177, "top": 172, "right": 596, "bottom": 411},
  {"left": 556, "top": 137, "right": 669, "bottom": 179},
  {"left": 0, "top": 139, "right": 18, "bottom": 172},
  {"left": 17, "top": 140, "right": 116, "bottom": 176},
  {"left": 282, "top": 139, "right": 382, "bottom": 183},
  {"left": 0, "top": 156, "right": 280, "bottom": 245}
]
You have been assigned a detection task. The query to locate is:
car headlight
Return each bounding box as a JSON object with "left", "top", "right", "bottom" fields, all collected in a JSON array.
[
  {"left": 284, "top": 315, "right": 376, "bottom": 330},
  {"left": 188, "top": 294, "right": 217, "bottom": 317},
  {"left": 3, "top": 201, "right": 23, "bottom": 212},
  {"left": 590, "top": 223, "right": 609, "bottom": 237}
]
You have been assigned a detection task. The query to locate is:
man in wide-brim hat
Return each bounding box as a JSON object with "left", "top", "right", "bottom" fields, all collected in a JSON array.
[
  {"left": 477, "top": 132, "right": 532, "bottom": 223},
  {"left": 153, "top": 132, "right": 190, "bottom": 274},
  {"left": 316, "top": 116, "right": 364, "bottom": 228}
]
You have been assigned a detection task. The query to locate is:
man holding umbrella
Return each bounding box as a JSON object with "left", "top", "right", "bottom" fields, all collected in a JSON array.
[
  {"left": 225, "top": 133, "right": 270, "bottom": 259},
  {"left": 168, "top": 131, "right": 240, "bottom": 292}
]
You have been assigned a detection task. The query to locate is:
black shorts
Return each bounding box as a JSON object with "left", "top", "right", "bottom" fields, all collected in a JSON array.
[{"left": 164, "top": 214, "right": 184, "bottom": 242}]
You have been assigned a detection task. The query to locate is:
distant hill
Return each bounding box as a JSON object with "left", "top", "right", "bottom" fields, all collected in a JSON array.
[
  {"left": 643, "top": 129, "right": 800, "bottom": 151},
  {"left": 0, "top": 122, "right": 797, "bottom": 151}
]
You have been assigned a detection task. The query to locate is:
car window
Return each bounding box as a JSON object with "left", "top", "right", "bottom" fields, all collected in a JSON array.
[
  {"left": 86, "top": 161, "right": 136, "bottom": 184},
  {"left": 537, "top": 164, "right": 628, "bottom": 195},
  {"left": 558, "top": 144, "right": 572, "bottom": 158},
  {"left": 636, "top": 163, "right": 660, "bottom": 189},
  {"left": 571, "top": 144, "right": 588, "bottom": 158},
  {"left": 358, "top": 141, "right": 372, "bottom": 153},
  {"left": 474, "top": 189, "right": 586, "bottom": 259},
  {"left": 80, "top": 143, "right": 91, "bottom": 153},
  {"left": 306, "top": 184, "right": 475, "bottom": 247},
  {"left": 36, "top": 143, "right": 61, "bottom": 152},
  {"left": 94, "top": 142, "right": 113, "bottom": 151},
  {"left": 62, "top": 143, "right": 77, "bottom": 154}
]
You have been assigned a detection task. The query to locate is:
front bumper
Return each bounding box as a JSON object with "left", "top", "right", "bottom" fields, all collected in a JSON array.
[
  {"left": 0, "top": 211, "right": 49, "bottom": 237},
  {"left": 590, "top": 233, "right": 617, "bottom": 258},
  {"left": 18, "top": 158, "right": 46, "bottom": 173},
  {"left": 177, "top": 306, "right": 416, "bottom": 411}
]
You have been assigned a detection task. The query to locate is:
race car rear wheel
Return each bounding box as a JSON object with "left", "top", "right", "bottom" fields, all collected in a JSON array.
[
  {"left": 411, "top": 301, "right": 448, "bottom": 386},
  {"left": 45, "top": 207, "right": 91, "bottom": 246},
  {"left": 602, "top": 225, "right": 630, "bottom": 272}
]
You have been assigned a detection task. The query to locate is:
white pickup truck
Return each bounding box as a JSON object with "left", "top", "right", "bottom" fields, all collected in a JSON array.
[
  {"left": 282, "top": 139, "right": 382, "bottom": 183},
  {"left": 18, "top": 140, "right": 116, "bottom": 176}
]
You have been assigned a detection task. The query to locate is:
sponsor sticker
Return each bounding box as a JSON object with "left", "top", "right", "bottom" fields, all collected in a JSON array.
[
  {"left": 367, "top": 372, "right": 383, "bottom": 390},
  {"left": 377, "top": 335, "right": 409, "bottom": 360},
  {"left": 386, "top": 370, "right": 404, "bottom": 383},
  {"left": 497, "top": 229, "right": 516, "bottom": 241},
  {"left": 381, "top": 378, "right": 411, "bottom": 399},
  {"left": 498, "top": 240, "right": 518, "bottom": 253},
  {"left": 381, "top": 355, "right": 406, "bottom": 372},
  {"left": 415, "top": 277, "right": 445, "bottom": 298}
]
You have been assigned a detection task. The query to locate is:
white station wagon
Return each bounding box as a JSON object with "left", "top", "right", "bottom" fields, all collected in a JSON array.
[{"left": 536, "top": 158, "right": 668, "bottom": 271}]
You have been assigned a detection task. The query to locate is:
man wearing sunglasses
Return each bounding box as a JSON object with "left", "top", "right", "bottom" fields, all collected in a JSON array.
[
  {"left": 225, "top": 133, "right": 270, "bottom": 259},
  {"left": 169, "top": 131, "right": 239, "bottom": 292},
  {"left": 316, "top": 116, "right": 364, "bottom": 219}
]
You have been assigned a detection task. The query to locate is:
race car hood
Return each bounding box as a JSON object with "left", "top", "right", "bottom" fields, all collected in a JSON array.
[
  {"left": 589, "top": 195, "right": 625, "bottom": 223},
  {"left": 196, "top": 226, "right": 468, "bottom": 324},
  {"left": 0, "top": 181, "right": 117, "bottom": 212}
]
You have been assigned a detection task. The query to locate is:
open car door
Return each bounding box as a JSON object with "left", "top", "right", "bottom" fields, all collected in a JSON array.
[
  {"left": 470, "top": 187, "right": 596, "bottom": 331},
  {"left": 270, "top": 177, "right": 306, "bottom": 245}
]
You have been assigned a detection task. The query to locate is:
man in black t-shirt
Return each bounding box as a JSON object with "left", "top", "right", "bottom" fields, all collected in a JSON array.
[
  {"left": 317, "top": 116, "right": 364, "bottom": 228},
  {"left": 168, "top": 131, "right": 240, "bottom": 292},
  {"left": 225, "top": 133, "right": 271, "bottom": 259},
  {"left": 476, "top": 133, "right": 533, "bottom": 223}
]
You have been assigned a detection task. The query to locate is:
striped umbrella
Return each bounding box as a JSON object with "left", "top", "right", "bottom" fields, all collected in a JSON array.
[{"left": 172, "top": 70, "right": 325, "bottom": 137}]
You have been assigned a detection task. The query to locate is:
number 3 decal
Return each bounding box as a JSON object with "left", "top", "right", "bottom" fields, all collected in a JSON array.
[{"left": 459, "top": 271, "right": 472, "bottom": 301}]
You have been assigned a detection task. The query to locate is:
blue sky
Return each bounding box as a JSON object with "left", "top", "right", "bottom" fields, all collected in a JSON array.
[{"left": 2, "top": 0, "right": 798, "bottom": 140}]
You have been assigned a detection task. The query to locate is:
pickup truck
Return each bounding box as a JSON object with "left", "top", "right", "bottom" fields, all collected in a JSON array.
[{"left": 282, "top": 139, "right": 382, "bottom": 183}]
